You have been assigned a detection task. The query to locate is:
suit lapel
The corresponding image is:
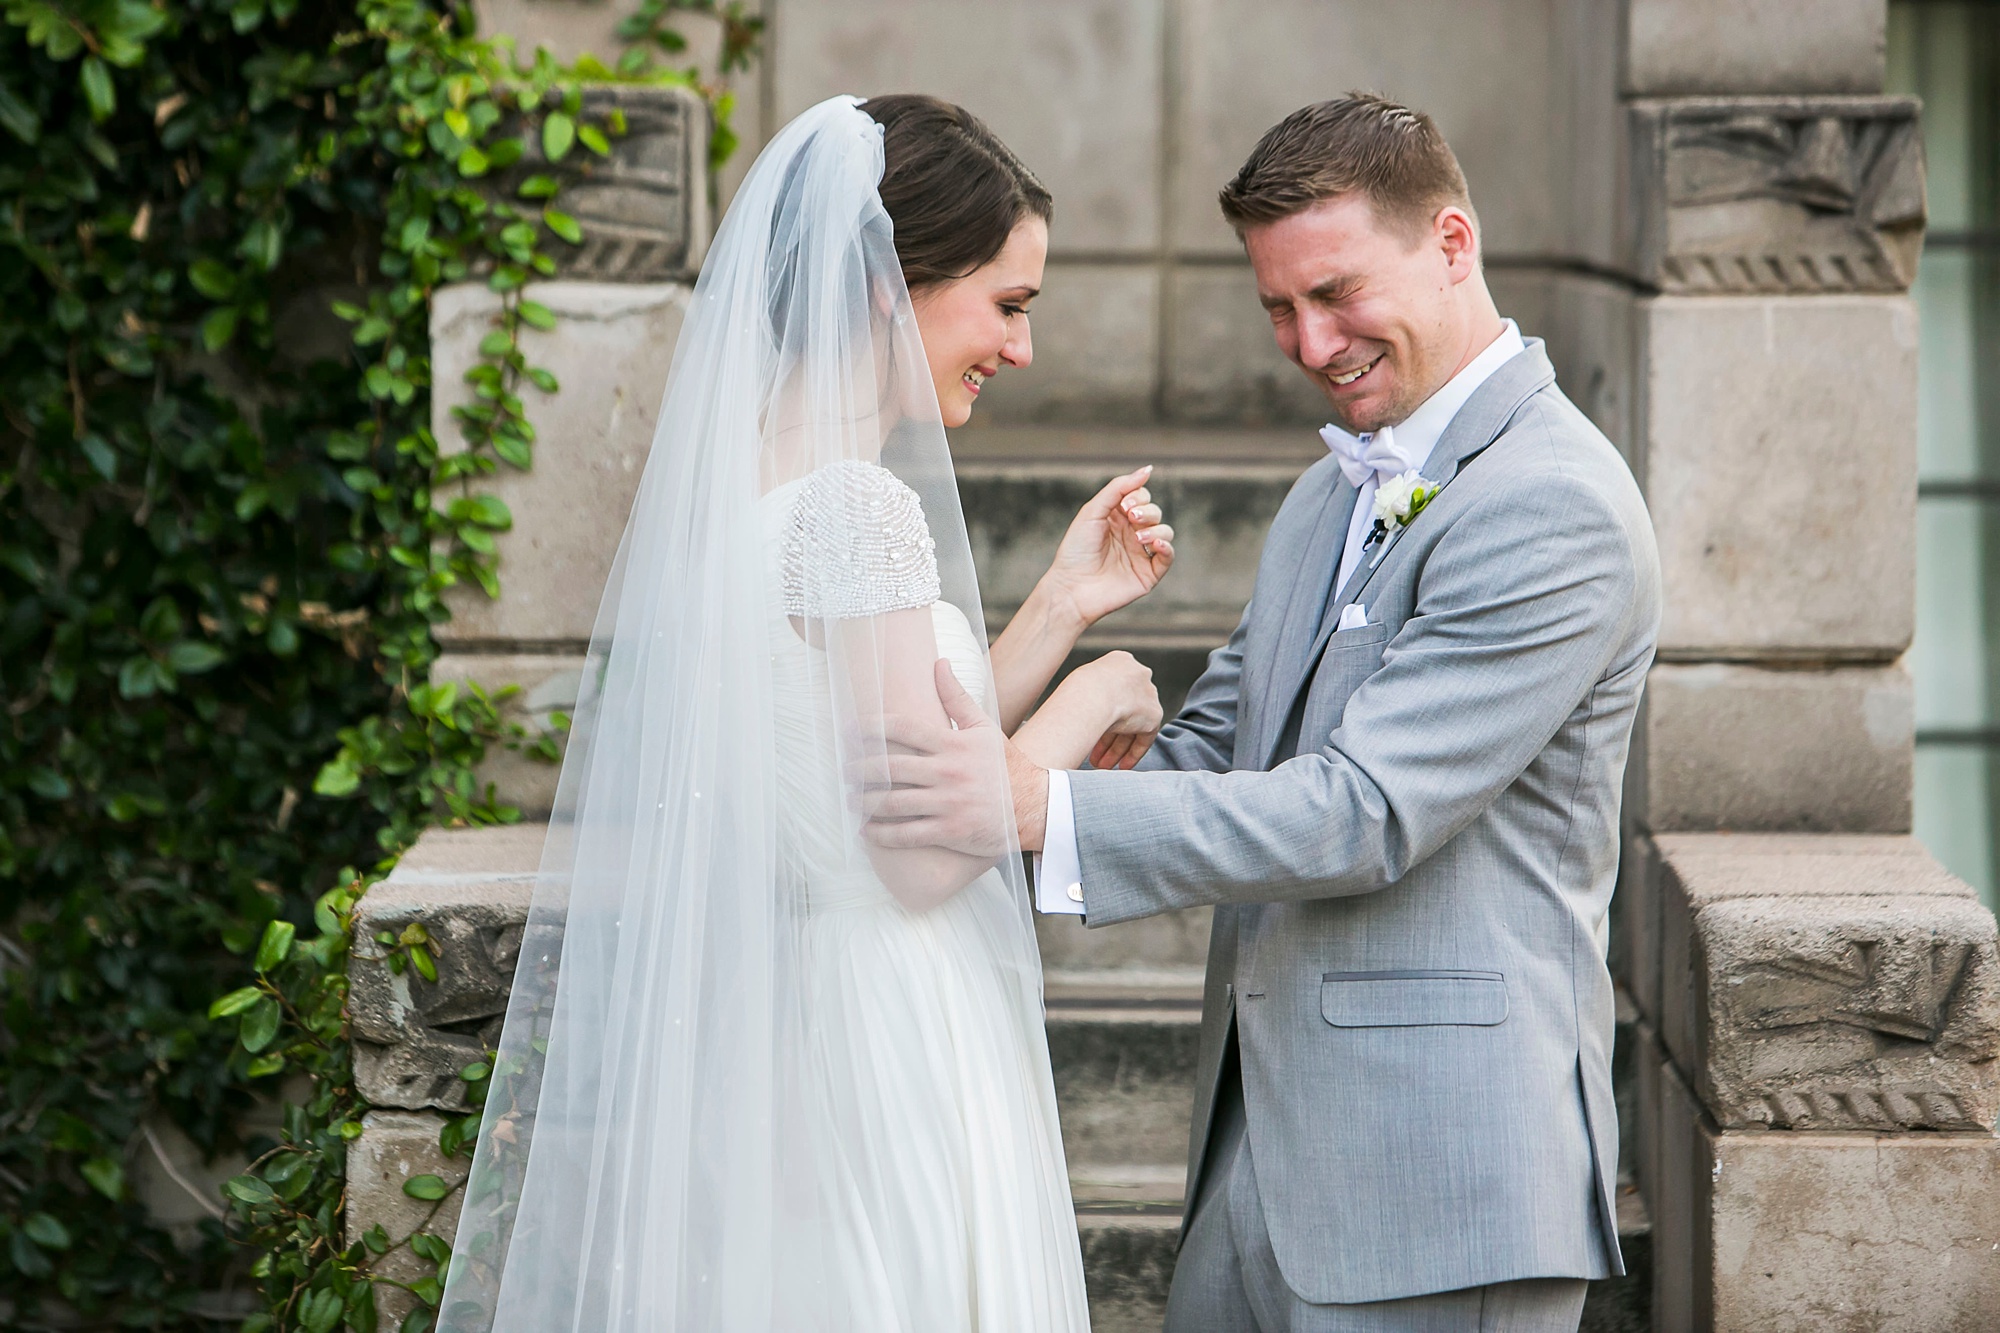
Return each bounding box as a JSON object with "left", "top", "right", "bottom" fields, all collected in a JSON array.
[
  {"left": 1258, "top": 342, "right": 1559, "bottom": 767},
  {"left": 1247, "top": 469, "right": 1353, "bottom": 770}
]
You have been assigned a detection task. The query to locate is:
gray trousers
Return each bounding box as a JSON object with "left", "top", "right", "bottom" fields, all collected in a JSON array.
[{"left": 1163, "top": 1043, "right": 1588, "bottom": 1333}]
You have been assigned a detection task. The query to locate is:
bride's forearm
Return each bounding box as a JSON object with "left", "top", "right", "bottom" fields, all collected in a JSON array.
[
  {"left": 1010, "top": 685, "right": 1102, "bottom": 773},
  {"left": 990, "top": 579, "right": 1089, "bottom": 733}
]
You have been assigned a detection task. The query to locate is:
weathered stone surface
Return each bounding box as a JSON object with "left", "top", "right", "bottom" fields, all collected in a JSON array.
[
  {"left": 497, "top": 84, "right": 710, "bottom": 284},
  {"left": 1653, "top": 1057, "right": 2000, "bottom": 1332},
  {"left": 1623, "top": 0, "right": 1889, "bottom": 98},
  {"left": 430, "top": 652, "right": 580, "bottom": 817},
  {"left": 1635, "top": 662, "right": 1913, "bottom": 834},
  {"left": 1163, "top": 265, "right": 1326, "bottom": 426},
  {"left": 1171, "top": 0, "right": 1561, "bottom": 258},
  {"left": 770, "top": 0, "right": 1165, "bottom": 252},
  {"left": 350, "top": 825, "right": 542, "bottom": 1110},
  {"left": 1542, "top": 272, "right": 1637, "bottom": 460},
  {"left": 347, "top": 1111, "right": 466, "bottom": 1328},
  {"left": 1629, "top": 97, "right": 1925, "bottom": 293},
  {"left": 953, "top": 426, "right": 1313, "bottom": 642},
  {"left": 1037, "top": 907, "right": 1211, "bottom": 974},
  {"left": 975, "top": 264, "right": 1159, "bottom": 424},
  {"left": 1653, "top": 833, "right": 2000, "bottom": 1132},
  {"left": 1637, "top": 294, "right": 1917, "bottom": 657},
  {"left": 433, "top": 281, "right": 690, "bottom": 646},
  {"left": 1618, "top": 832, "right": 1666, "bottom": 1027}
]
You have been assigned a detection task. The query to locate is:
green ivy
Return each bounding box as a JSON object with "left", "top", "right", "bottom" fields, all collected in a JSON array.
[{"left": 0, "top": 0, "right": 752, "bottom": 1327}]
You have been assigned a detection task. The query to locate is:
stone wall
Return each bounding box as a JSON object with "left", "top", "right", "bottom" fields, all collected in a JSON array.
[{"left": 344, "top": 2, "right": 2000, "bottom": 1327}]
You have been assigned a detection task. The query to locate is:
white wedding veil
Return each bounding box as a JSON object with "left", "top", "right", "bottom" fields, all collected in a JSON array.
[{"left": 432, "top": 96, "right": 1039, "bottom": 1330}]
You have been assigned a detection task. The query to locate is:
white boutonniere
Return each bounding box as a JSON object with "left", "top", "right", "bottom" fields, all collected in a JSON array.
[{"left": 1364, "top": 470, "right": 1439, "bottom": 567}]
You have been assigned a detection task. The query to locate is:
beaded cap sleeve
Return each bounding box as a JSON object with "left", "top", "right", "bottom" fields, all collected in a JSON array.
[{"left": 780, "top": 459, "right": 941, "bottom": 619}]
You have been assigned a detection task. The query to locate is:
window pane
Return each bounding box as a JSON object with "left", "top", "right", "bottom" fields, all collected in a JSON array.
[
  {"left": 1914, "top": 495, "right": 2000, "bottom": 728},
  {"left": 1915, "top": 743, "right": 1999, "bottom": 908},
  {"left": 1914, "top": 250, "right": 2000, "bottom": 483}
]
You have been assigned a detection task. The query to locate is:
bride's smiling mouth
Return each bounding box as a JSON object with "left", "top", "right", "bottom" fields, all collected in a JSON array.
[
  {"left": 962, "top": 364, "right": 995, "bottom": 397},
  {"left": 1326, "top": 355, "right": 1382, "bottom": 389}
]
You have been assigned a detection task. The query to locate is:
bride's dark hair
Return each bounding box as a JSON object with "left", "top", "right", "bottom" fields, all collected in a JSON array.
[{"left": 859, "top": 94, "right": 1052, "bottom": 290}]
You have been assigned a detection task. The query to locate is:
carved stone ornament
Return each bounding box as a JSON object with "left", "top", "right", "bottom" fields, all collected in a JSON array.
[
  {"left": 1629, "top": 96, "right": 1926, "bottom": 294},
  {"left": 1654, "top": 835, "right": 2000, "bottom": 1134},
  {"left": 498, "top": 83, "right": 711, "bottom": 284},
  {"left": 348, "top": 825, "right": 543, "bottom": 1111}
]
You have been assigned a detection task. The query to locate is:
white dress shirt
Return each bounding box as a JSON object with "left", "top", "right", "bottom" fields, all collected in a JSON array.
[{"left": 1032, "top": 321, "right": 1526, "bottom": 915}]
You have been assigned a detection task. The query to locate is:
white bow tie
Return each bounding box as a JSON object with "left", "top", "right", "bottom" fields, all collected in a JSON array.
[{"left": 1319, "top": 421, "right": 1423, "bottom": 492}]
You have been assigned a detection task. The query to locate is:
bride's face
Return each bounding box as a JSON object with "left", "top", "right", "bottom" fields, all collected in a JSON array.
[{"left": 910, "top": 215, "right": 1048, "bottom": 428}]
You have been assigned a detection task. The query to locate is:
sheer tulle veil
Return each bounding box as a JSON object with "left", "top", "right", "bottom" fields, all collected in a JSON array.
[{"left": 432, "top": 95, "right": 1038, "bottom": 1330}]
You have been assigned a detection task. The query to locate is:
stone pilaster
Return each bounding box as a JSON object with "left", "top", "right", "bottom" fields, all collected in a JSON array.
[{"left": 1609, "top": 6, "right": 2000, "bottom": 1328}]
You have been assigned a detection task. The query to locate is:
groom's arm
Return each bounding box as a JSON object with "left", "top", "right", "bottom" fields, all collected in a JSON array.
[
  {"left": 1137, "top": 605, "right": 1251, "bottom": 774},
  {"left": 1066, "top": 470, "right": 1652, "bottom": 926}
]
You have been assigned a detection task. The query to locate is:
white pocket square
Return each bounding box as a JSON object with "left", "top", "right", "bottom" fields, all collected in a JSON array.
[{"left": 1336, "top": 603, "right": 1370, "bottom": 632}]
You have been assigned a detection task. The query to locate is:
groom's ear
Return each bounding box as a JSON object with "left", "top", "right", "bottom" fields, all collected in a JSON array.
[{"left": 1434, "top": 206, "right": 1480, "bottom": 280}]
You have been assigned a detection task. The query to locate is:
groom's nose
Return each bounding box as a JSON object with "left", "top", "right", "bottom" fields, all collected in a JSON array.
[
  {"left": 1294, "top": 307, "right": 1353, "bottom": 373},
  {"left": 1001, "top": 315, "right": 1033, "bottom": 369}
]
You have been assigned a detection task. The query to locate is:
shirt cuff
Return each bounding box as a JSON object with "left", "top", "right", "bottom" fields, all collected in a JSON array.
[{"left": 1031, "top": 768, "right": 1086, "bottom": 915}]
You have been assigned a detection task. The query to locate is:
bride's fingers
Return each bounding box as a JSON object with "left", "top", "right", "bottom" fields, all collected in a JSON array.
[
  {"left": 1081, "top": 467, "right": 1153, "bottom": 523},
  {"left": 1121, "top": 501, "right": 1162, "bottom": 529},
  {"left": 859, "top": 785, "right": 942, "bottom": 820}
]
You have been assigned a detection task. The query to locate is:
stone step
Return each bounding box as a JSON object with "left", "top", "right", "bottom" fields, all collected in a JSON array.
[
  {"left": 1048, "top": 970, "right": 1654, "bottom": 1330},
  {"left": 1046, "top": 972, "right": 1204, "bottom": 1169},
  {"left": 1071, "top": 1180, "right": 1655, "bottom": 1332},
  {"left": 954, "top": 424, "right": 1315, "bottom": 643}
]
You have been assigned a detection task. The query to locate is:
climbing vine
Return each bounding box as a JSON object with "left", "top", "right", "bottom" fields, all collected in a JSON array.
[{"left": 0, "top": 0, "right": 755, "bottom": 1327}]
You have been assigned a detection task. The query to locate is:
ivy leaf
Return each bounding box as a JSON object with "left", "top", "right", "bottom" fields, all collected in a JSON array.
[
  {"left": 0, "top": 82, "right": 41, "bottom": 144},
  {"left": 402, "top": 1173, "right": 450, "bottom": 1201},
  {"left": 299, "top": 1287, "right": 343, "bottom": 1333},
  {"left": 577, "top": 123, "right": 610, "bottom": 157},
  {"left": 409, "top": 942, "right": 438, "bottom": 983},
  {"left": 254, "top": 919, "right": 296, "bottom": 973},
  {"left": 79, "top": 57, "right": 115, "bottom": 123},
  {"left": 245, "top": 1052, "right": 285, "bottom": 1077},
  {"left": 516, "top": 300, "right": 556, "bottom": 331},
  {"left": 188, "top": 260, "right": 237, "bottom": 300},
  {"left": 457, "top": 145, "right": 490, "bottom": 177},
  {"left": 225, "top": 1174, "right": 277, "bottom": 1206},
  {"left": 167, "top": 641, "right": 227, "bottom": 673},
  {"left": 541, "top": 112, "right": 574, "bottom": 162},
  {"left": 516, "top": 173, "right": 559, "bottom": 199},
  {"left": 117, "top": 654, "right": 160, "bottom": 698},
  {"left": 209, "top": 986, "right": 264, "bottom": 1019},
  {"left": 542, "top": 209, "right": 582, "bottom": 245},
  {"left": 314, "top": 756, "right": 361, "bottom": 798},
  {"left": 80, "top": 1157, "right": 125, "bottom": 1201},
  {"left": 80, "top": 434, "right": 118, "bottom": 481},
  {"left": 409, "top": 1230, "right": 451, "bottom": 1264},
  {"left": 240, "top": 996, "right": 281, "bottom": 1052},
  {"left": 23, "top": 1212, "right": 71, "bottom": 1249},
  {"left": 201, "top": 307, "right": 239, "bottom": 351}
]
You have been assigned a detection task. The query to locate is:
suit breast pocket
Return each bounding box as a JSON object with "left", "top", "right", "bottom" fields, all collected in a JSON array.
[
  {"left": 1320, "top": 970, "right": 1509, "bottom": 1028},
  {"left": 1302, "top": 623, "right": 1391, "bottom": 735}
]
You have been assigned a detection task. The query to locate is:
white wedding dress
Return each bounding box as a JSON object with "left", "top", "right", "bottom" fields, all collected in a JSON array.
[{"left": 762, "top": 465, "right": 1092, "bottom": 1331}]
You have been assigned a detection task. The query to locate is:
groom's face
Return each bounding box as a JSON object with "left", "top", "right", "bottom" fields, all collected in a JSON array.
[{"left": 1244, "top": 194, "right": 1476, "bottom": 435}]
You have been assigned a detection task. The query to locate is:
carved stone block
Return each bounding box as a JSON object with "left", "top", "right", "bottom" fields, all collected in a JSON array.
[
  {"left": 433, "top": 280, "right": 692, "bottom": 646},
  {"left": 350, "top": 825, "right": 544, "bottom": 1110},
  {"left": 1630, "top": 96, "right": 1925, "bottom": 293},
  {"left": 1634, "top": 662, "right": 1913, "bottom": 834},
  {"left": 502, "top": 84, "right": 709, "bottom": 285},
  {"left": 1654, "top": 833, "right": 2000, "bottom": 1132},
  {"left": 1651, "top": 1064, "right": 2000, "bottom": 1332},
  {"left": 346, "top": 1111, "right": 466, "bottom": 1329}
]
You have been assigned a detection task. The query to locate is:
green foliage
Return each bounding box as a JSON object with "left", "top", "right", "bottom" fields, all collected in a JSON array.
[{"left": 0, "top": 0, "right": 752, "bottom": 1326}]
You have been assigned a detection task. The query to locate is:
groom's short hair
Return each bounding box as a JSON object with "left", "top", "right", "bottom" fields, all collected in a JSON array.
[{"left": 1219, "top": 94, "right": 1476, "bottom": 243}]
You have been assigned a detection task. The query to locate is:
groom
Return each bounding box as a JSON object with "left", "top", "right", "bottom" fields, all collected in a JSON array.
[{"left": 875, "top": 95, "right": 1659, "bottom": 1328}]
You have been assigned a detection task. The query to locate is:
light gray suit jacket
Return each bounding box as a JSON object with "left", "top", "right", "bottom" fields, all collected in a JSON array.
[{"left": 1069, "top": 341, "right": 1661, "bottom": 1305}]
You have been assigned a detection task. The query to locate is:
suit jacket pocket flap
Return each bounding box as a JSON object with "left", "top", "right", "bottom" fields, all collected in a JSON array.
[{"left": 1319, "top": 970, "right": 1508, "bottom": 1028}]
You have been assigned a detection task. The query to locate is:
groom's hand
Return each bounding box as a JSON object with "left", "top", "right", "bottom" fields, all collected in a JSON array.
[{"left": 863, "top": 660, "right": 1017, "bottom": 859}]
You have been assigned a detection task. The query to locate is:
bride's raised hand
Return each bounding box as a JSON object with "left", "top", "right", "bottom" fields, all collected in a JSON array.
[{"left": 1040, "top": 467, "right": 1175, "bottom": 629}]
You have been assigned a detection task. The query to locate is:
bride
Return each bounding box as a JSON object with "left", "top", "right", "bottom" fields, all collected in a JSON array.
[{"left": 435, "top": 94, "right": 1174, "bottom": 1331}]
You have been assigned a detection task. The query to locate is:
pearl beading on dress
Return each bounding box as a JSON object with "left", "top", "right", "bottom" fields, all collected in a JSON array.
[{"left": 781, "top": 459, "right": 941, "bottom": 619}]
